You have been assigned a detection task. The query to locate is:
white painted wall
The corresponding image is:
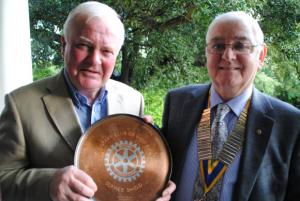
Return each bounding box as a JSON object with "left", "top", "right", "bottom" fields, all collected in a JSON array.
[{"left": 0, "top": 0, "right": 33, "bottom": 111}]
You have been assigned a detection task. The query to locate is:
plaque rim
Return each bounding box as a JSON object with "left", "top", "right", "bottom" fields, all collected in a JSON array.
[{"left": 74, "top": 113, "right": 172, "bottom": 201}]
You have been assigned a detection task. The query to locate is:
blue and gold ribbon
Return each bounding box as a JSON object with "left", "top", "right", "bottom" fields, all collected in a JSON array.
[
  {"left": 196, "top": 96, "right": 251, "bottom": 197},
  {"left": 200, "top": 159, "right": 227, "bottom": 193}
]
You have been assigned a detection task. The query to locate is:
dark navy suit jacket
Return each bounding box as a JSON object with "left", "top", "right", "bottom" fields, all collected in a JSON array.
[{"left": 162, "top": 84, "right": 300, "bottom": 201}]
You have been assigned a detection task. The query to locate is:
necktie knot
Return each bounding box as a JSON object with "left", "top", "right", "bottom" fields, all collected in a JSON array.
[{"left": 217, "top": 103, "right": 230, "bottom": 122}]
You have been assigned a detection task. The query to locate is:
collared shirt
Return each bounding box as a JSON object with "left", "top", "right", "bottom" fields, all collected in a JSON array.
[
  {"left": 175, "top": 85, "right": 252, "bottom": 201},
  {"left": 63, "top": 69, "right": 108, "bottom": 133}
]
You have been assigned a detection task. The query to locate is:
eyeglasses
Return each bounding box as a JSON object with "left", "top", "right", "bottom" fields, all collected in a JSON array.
[{"left": 206, "top": 41, "right": 260, "bottom": 55}]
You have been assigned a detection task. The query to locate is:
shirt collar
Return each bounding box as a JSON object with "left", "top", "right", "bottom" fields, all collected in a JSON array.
[{"left": 210, "top": 85, "right": 253, "bottom": 117}]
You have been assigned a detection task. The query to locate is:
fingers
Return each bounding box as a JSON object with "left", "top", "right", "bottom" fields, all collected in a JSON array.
[
  {"left": 143, "top": 115, "right": 153, "bottom": 124},
  {"left": 155, "top": 180, "right": 176, "bottom": 201},
  {"left": 49, "top": 165, "right": 97, "bottom": 201},
  {"left": 49, "top": 165, "right": 174, "bottom": 201},
  {"left": 71, "top": 168, "right": 97, "bottom": 195},
  {"left": 163, "top": 180, "right": 176, "bottom": 196}
]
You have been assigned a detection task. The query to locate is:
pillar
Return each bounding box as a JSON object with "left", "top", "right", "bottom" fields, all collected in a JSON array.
[{"left": 0, "top": 0, "right": 32, "bottom": 111}]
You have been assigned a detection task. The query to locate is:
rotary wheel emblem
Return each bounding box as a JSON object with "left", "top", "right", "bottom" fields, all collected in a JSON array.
[{"left": 104, "top": 140, "right": 145, "bottom": 182}]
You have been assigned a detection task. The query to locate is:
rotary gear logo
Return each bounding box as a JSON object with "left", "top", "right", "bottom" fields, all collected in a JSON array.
[{"left": 104, "top": 140, "right": 145, "bottom": 182}]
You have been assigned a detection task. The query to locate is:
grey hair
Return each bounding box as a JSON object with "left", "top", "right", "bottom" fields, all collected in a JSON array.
[
  {"left": 63, "top": 1, "right": 125, "bottom": 52},
  {"left": 206, "top": 11, "right": 264, "bottom": 45}
]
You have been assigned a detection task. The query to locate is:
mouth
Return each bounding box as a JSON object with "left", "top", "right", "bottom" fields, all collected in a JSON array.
[
  {"left": 219, "top": 66, "right": 241, "bottom": 70},
  {"left": 80, "top": 69, "right": 101, "bottom": 77},
  {"left": 81, "top": 68, "right": 101, "bottom": 74}
]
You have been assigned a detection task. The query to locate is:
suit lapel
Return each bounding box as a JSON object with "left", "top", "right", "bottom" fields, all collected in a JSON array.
[
  {"left": 43, "top": 71, "right": 82, "bottom": 151},
  {"left": 106, "top": 81, "right": 123, "bottom": 115},
  {"left": 172, "top": 85, "right": 210, "bottom": 182},
  {"left": 234, "top": 88, "right": 275, "bottom": 201},
  {"left": 177, "top": 91, "right": 209, "bottom": 156}
]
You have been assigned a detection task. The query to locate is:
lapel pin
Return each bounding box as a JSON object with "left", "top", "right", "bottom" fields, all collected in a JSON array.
[{"left": 256, "top": 129, "right": 262, "bottom": 135}]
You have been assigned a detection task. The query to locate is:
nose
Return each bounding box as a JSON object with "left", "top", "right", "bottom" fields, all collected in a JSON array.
[
  {"left": 89, "top": 49, "right": 102, "bottom": 65},
  {"left": 221, "top": 46, "right": 237, "bottom": 61}
]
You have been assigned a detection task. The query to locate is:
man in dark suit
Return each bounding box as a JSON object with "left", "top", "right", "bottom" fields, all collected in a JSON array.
[
  {"left": 162, "top": 11, "right": 300, "bottom": 201},
  {"left": 0, "top": 2, "right": 175, "bottom": 201}
]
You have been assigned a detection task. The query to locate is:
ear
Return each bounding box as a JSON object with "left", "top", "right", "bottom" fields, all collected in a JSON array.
[
  {"left": 258, "top": 43, "right": 267, "bottom": 70},
  {"left": 60, "top": 36, "right": 66, "bottom": 57}
]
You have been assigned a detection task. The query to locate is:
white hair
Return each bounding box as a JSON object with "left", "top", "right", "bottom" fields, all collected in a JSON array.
[
  {"left": 63, "top": 1, "right": 125, "bottom": 51},
  {"left": 206, "top": 11, "right": 264, "bottom": 45}
]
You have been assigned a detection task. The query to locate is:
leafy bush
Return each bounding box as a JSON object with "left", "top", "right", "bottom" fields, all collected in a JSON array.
[
  {"left": 33, "top": 65, "right": 61, "bottom": 81},
  {"left": 142, "top": 87, "right": 166, "bottom": 127},
  {"left": 140, "top": 65, "right": 209, "bottom": 127}
]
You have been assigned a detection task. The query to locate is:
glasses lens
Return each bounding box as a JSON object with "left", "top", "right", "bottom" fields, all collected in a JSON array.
[
  {"left": 208, "top": 43, "right": 225, "bottom": 54},
  {"left": 233, "top": 42, "right": 252, "bottom": 54},
  {"left": 207, "top": 42, "right": 255, "bottom": 55}
]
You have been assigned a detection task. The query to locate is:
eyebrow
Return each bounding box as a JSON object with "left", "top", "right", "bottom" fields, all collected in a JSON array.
[
  {"left": 78, "top": 36, "right": 93, "bottom": 44},
  {"left": 78, "top": 36, "right": 116, "bottom": 52}
]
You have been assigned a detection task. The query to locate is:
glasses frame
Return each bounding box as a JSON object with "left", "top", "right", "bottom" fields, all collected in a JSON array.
[{"left": 206, "top": 42, "right": 261, "bottom": 55}]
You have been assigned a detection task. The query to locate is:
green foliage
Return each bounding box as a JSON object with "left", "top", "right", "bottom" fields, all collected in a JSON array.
[
  {"left": 254, "top": 71, "right": 281, "bottom": 96},
  {"left": 131, "top": 26, "right": 200, "bottom": 89},
  {"left": 257, "top": 0, "right": 300, "bottom": 107},
  {"left": 33, "top": 65, "right": 61, "bottom": 81},
  {"left": 260, "top": 43, "right": 300, "bottom": 107},
  {"left": 30, "top": 0, "right": 300, "bottom": 112},
  {"left": 141, "top": 65, "right": 209, "bottom": 126},
  {"left": 142, "top": 88, "right": 166, "bottom": 127},
  {"left": 29, "top": 0, "right": 83, "bottom": 67}
]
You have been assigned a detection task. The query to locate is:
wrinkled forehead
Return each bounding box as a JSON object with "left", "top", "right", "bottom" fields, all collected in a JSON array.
[
  {"left": 207, "top": 18, "right": 259, "bottom": 44},
  {"left": 76, "top": 15, "right": 120, "bottom": 33},
  {"left": 66, "top": 15, "right": 124, "bottom": 50},
  {"left": 70, "top": 14, "right": 120, "bottom": 34}
]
